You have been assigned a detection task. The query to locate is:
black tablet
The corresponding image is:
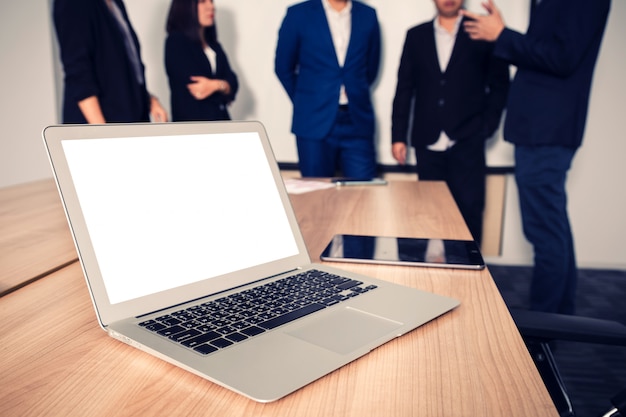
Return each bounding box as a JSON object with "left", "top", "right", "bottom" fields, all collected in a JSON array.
[{"left": 320, "top": 234, "right": 485, "bottom": 270}]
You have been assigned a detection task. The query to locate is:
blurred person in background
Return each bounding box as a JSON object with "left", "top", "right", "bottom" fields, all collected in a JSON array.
[
  {"left": 53, "top": 0, "right": 167, "bottom": 123},
  {"left": 462, "top": 0, "right": 611, "bottom": 314},
  {"left": 391, "top": 0, "right": 510, "bottom": 245},
  {"left": 165, "top": 0, "right": 238, "bottom": 121},
  {"left": 275, "top": 0, "right": 381, "bottom": 179}
]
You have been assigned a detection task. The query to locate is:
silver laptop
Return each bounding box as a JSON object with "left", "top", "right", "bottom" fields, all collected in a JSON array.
[{"left": 42, "top": 121, "right": 459, "bottom": 402}]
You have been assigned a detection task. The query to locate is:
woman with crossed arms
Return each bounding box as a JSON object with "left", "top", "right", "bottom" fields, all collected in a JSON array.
[{"left": 165, "top": 0, "right": 239, "bottom": 121}]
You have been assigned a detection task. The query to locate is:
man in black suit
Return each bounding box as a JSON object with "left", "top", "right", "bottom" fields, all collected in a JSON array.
[
  {"left": 462, "top": 0, "right": 611, "bottom": 314},
  {"left": 54, "top": 0, "right": 167, "bottom": 124},
  {"left": 391, "top": 0, "right": 509, "bottom": 245}
]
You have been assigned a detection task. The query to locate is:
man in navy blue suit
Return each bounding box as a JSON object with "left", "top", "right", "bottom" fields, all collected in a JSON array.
[
  {"left": 275, "top": 0, "right": 381, "bottom": 179},
  {"left": 463, "top": 0, "right": 611, "bottom": 314},
  {"left": 391, "top": 0, "right": 510, "bottom": 245}
]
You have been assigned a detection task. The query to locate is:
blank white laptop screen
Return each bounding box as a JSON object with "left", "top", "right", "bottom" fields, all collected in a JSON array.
[{"left": 61, "top": 132, "right": 299, "bottom": 305}]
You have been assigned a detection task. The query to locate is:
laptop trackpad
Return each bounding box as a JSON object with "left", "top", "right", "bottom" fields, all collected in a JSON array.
[{"left": 287, "top": 307, "right": 403, "bottom": 355}]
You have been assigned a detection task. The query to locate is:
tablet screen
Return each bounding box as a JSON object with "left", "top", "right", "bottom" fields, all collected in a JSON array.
[{"left": 320, "top": 234, "right": 485, "bottom": 270}]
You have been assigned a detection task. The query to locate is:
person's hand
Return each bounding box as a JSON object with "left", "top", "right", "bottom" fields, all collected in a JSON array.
[
  {"left": 150, "top": 95, "right": 168, "bottom": 122},
  {"left": 187, "top": 76, "right": 228, "bottom": 100},
  {"left": 461, "top": 0, "right": 506, "bottom": 42},
  {"left": 78, "top": 96, "right": 106, "bottom": 124},
  {"left": 392, "top": 142, "right": 407, "bottom": 165},
  {"left": 187, "top": 76, "right": 211, "bottom": 100}
]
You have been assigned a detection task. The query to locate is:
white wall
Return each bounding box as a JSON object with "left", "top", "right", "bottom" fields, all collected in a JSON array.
[
  {"left": 0, "top": 2, "right": 59, "bottom": 187},
  {"left": 1, "top": 1, "right": 624, "bottom": 269}
]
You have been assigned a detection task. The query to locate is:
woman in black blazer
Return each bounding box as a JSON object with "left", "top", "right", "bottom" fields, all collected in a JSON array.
[
  {"left": 53, "top": 0, "right": 167, "bottom": 124},
  {"left": 165, "top": 0, "right": 238, "bottom": 122}
]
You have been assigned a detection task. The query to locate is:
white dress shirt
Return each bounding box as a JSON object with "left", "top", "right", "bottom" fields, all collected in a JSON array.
[
  {"left": 429, "top": 14, "right": 463, "bottom": 151},
  {"left": 204, "top": 46, "right": 217, "bottom": 75},
  {"left": 322, "top": 0, "right": 351, "bottom": 105}
]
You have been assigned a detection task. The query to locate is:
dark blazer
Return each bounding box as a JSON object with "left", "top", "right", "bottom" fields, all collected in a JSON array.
[
  {"left": 165, "top": 32, "right": 239, "bottom": 122},
  {"left": 495, "top": 0, "right": 611, "bottom": 149},
  {"left": 275, "top": 0, "right": 381, "bottom": 140},
  {"left": 53, "top": 0, "right": 150, "bottom": 123},
  {"left": 391, "top": 18, "right": 510, "bottom": 147}
]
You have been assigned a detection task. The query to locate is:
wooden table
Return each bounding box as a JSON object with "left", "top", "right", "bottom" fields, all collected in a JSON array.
[
  {"left": 0, "top": 179, "right": 77, "bottom": 296},
  {"left": 0, "top": 180, "right": 557, "bottom": 416}
]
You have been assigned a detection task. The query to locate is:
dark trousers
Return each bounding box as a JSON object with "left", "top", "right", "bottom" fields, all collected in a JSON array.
[
  {"left": 515, "top": 145, "right": 578, "bottom": 315},
  {"left": 415, "top": 137, "right": 486, "bottom": 245},
  {"left": 296, "top": 108, "right": 377, "bottom": 179}
]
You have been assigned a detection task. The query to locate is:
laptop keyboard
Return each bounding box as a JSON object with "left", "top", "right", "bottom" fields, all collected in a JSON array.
[{"left": 138, "top": 269, "right": 378, "bottom": 355}]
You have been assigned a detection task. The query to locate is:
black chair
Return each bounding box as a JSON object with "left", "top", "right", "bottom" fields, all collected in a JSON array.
[{"left": 509, "top": 308, "right": 626, "bottom": 417}]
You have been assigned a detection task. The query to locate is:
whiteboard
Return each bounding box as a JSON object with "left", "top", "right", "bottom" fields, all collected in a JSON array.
[{"left": 127, "top": 0, "right": 530, "bottom": 168}]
